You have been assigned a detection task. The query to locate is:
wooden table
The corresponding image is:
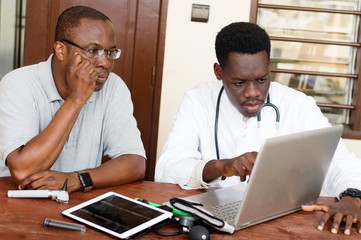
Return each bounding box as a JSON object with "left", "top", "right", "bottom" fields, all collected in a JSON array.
[{"left": 0, "top": 177, "right": 359, "bottom": 239}]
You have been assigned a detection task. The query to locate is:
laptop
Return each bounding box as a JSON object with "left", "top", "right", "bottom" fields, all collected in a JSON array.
[{"left": 180, "top": 125, "right": 343, "bottom": 230}]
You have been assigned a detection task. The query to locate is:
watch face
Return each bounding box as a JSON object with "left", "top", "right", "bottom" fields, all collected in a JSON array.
[
  {"left": 349, "top": 189, "right": 361, "bottom": 197},
  {"left": 340, "top": 188, "right": 361, "bottom": 199},
  {"left": 78, "top": 171, "right": 93, "bottom": 192},
  {"left": 80, "top": 172, "right": 93, "bottom": 187}
]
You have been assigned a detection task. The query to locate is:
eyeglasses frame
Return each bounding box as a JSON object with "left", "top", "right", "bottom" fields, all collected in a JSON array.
[{"left": 60, "top": 39, "right": 121, "bottom": 59}]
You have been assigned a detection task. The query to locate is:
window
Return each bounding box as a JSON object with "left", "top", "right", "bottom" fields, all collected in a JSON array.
[
  {"left": 0, "top": 0, "right": 26, "bottom": 79},
  {"left": 250, "top": 0, "right": 361, "bottom": 138}
]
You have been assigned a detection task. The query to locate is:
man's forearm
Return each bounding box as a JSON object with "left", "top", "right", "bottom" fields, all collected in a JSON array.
[
  {"left": 86, "top": 154, "right": 146, "bottom": 189},
  {"left": 7, "top": 98, "right": 85, "bottom": 182},
  {"left": 203, "top": 160, "right": 222, "bottom": 182}
]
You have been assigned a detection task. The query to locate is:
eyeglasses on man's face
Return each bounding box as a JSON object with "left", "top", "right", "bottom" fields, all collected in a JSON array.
[{"left": 61, "top": 39, "right": 121, "bottom": 60}]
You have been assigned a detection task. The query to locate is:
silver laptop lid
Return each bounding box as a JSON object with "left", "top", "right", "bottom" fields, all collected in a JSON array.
[{"left": 235, "top": 125, "right": 343, "bottom": 229}]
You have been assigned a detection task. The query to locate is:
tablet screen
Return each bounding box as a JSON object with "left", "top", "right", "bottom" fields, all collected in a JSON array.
[{"left": 62, "top": 192, "right": 173, "bottom": 239}]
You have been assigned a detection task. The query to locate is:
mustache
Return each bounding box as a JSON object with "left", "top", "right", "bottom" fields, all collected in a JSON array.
[
  {"left": 241, "top": 98, "right": 265, "bottom": 106},
  {"left": 96, "top": 70, "right": 109, "bottom": 77}
]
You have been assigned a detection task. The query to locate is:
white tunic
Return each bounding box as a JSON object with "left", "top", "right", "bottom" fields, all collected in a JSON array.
[{"left": 155, "top": 80, "right": 361, "bottom": 197}]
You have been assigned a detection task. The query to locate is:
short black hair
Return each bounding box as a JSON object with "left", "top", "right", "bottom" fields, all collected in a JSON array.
[
  {"left": 54, "top": 6, "right": 111, "bottom": 42},
  {"left": 215, "top": 22, "right": 270, "bottom": 68}
]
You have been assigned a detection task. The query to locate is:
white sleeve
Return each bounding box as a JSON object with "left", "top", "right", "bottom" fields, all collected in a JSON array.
[
  {"left": 186, "top": 159, "right": 222, "bottom": 189},
  {"left": 155, "top": 92, "right": 216, "bottom": 189},
  {"left": 295, "top": 95, "right": 361, "bottom": 197},
  {"left": 323, "top": 139, "right": 361, "bottom": 198}
]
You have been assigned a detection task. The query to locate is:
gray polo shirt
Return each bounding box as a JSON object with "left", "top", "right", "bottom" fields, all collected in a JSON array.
[{"left": 0, "top": 55, "right": 145, "bottom": 176}]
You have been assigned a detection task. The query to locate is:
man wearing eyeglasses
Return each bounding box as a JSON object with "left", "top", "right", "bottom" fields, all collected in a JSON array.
[{"left": 0, "top": 6, "right": 146, "bottom": 193}]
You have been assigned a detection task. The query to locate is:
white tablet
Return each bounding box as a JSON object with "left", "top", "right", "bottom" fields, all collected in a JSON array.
[{"left": 62, "top": 192, "right": 173, "bottom": 239}]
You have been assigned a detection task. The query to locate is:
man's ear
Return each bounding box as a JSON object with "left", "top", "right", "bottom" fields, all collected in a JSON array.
[
  {"left": 213, "top": 63, "right": 222, "bottom": 80},
  {"left": 54, "top": 41, "right": 65, "bottom": 61}
]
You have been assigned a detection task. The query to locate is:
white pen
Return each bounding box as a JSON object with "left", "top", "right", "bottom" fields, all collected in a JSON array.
[{"left": 7, "top": 189, "right": 69, "bottom": 203}]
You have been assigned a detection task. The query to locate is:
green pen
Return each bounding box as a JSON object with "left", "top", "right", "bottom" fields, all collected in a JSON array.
[{"left": 135, "top": 198, "right": 190, "bottom": 216}]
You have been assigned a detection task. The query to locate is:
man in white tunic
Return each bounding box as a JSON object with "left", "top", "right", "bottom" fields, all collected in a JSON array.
[{"left": 155, "top": 22, "right": 361, "bottom": 235}]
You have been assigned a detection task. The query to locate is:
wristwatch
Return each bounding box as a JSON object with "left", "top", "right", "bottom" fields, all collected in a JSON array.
[
  {"left": 339, "top": 188, "right": 361, "bottom": 200},
  {"left": 77, "top": 170, "right": 93, "bottom": 192}
]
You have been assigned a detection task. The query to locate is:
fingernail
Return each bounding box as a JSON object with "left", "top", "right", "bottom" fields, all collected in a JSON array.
[
  {"left": 331, "top": 228, "right": 337, "bottom": 234},
  {"left": 317, "top": 225, "right": 323, "bottom": 231},
  {"left": 344, "top": 229, "right": 350, "bottom": 235}
]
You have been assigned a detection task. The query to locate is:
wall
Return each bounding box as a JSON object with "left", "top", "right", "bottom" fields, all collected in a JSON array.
[
  {"left": 0, "top": 0, "right": 16, "bottom": 79},
  {"left": 156, "top": 0, "right": 361, "bottom": 160},
  {"left": 157, "top": 0, "right": 251, "bottom": 158}
]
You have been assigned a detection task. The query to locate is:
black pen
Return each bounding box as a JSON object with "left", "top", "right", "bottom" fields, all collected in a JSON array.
[{"left": 43, "top": 218, "right": 86, "bottom": 234}]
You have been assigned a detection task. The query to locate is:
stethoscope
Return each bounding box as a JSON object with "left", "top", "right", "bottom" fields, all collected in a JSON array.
[{"left": 214, "top": 86, "right": 280, "bottom": 180}]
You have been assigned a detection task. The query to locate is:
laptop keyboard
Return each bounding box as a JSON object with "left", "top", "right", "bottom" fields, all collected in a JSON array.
[{"left": 210, "top": 200, "right": 242, "bottom": 223}]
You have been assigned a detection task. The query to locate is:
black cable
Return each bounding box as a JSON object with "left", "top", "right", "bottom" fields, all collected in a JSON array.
[
  {"left": 257, "top": 95, "right": 280, "bottom": 123},
  {"left": 214, "top": 86, "right": 226, "bottom": 180}
]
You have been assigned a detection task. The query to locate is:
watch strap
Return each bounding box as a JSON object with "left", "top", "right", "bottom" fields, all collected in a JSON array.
[{"left": 77, "top": 170, "right": 93, "bottom": 192}]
